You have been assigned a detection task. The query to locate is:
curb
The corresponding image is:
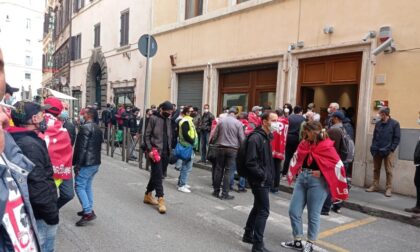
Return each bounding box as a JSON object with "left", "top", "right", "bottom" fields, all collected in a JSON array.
[{"left": 193, "top": 162, "right": 420, "bottom": 228}]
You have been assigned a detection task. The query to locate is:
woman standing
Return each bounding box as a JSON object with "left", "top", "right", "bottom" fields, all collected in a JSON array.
[{"left": 281, "top": 121, "right": 348, "bottom": 252}]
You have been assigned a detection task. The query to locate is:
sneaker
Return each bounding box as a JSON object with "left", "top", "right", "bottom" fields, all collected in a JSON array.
[
  {"left": 385, "top": 189, "right": 392, "bottom": 197},
  {"left": 365, "top": 185, "right": 378, "bottom": 192},
  {"left": 404, "top": 207, "right": 420, "bottom": 214},
  {"left": 174, "top": 167, "right": 181, "bottom": 171},
  {"left": 302, "top": 242, "right": 314, "bottom": 252},
  {"left": 280, "top": 240, "right": 303, "bottom": 250},
  {"left": 77, "top": 210, "right": 95, "bottom": 217},
  {"left": 321, "top": 211, "right": 330, "bottom": 216},
  {"left": 178, "top": 186, "right": 191, "bottom": 193},
  {"left": 76, "top": 212, "right": 97, "bottom": 226},
  {"left": 237, "top": 188, "right": 247, "bottom": 193},
  {"left": 185, "top": 185, "right": 191, "bottom": 189},
  {"left": 242, "top": 231, "right": 254, "bottom": 244},
  {"left": 220, "top": 194, "right": 235, "bottom": 200},
  {"left": 212, "top": 191, "right": 220, "bottom": 198}
]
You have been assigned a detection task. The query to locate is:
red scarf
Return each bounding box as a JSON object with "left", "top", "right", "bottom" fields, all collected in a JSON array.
[
  {"left": 287, "top": 139, "right": 349, "bottom": 201},
  {"left": 39, "top": 113, "right": 73, "bottom": 180},
  {"left": 271, "top": 117, "right": 289, "bottom": 160}
]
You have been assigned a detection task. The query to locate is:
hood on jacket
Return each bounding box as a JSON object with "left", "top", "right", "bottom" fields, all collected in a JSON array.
[{"left": 3, "top": 132, "right": 34, "bottom": 173}]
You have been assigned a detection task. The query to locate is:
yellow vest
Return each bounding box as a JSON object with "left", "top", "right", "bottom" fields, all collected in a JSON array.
[{"left": 178, "top": 116, "right": 198, "bottom": 147}]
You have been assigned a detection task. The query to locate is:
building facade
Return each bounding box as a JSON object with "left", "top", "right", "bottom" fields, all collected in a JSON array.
[
  {"left": 0, "top": 0, "right": 44, "bottom": 100},
  {"left": 69, "top": 0, "right": 151, "bottom": 113},
  {"left": 150, "top": 0, "right": 420, "bottom": 196}
]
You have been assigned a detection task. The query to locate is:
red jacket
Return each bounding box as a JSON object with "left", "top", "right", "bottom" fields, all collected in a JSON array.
[
  {"left": 271, "top": 117, "right": 289, "bottom": 160},
  {"left": 287, "top": 139, "right": 349, "bottom": 201},
  {"left": 239, "top": 119, "right": 254, "bottom": 136},
  {"left": 248, "top": 112, "right": 261, "bottom": 129}
]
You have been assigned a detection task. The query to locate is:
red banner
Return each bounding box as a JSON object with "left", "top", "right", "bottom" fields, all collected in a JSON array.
[{"left": 271, "top": 117, "right": 289, "bottom": 160}]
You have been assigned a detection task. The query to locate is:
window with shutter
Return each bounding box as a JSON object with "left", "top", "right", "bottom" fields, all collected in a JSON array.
[
  {"left": 94, "top": 23, "right": 100, "bottom": 48},
  {"left": 185, "top": 0, "right": 203, "bottom": 19}
]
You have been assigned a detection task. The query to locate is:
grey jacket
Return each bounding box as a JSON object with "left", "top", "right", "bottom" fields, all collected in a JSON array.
[
  {"left": 213, "top": 115, "right": 245, "bottom": 149},
  {"left": 144, "top": 114, "right": 173, "bottom": 153},
  {"left": 0, "top": 132, "right": 40, "bottom": 252}
]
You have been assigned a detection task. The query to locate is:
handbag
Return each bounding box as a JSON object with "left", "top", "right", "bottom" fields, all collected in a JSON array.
[
  {"left": 206, "top": 144, "right": 218, "bottom": 163},
  {"left": 175, "top": 143, "right": 193, "bottom": 161}
]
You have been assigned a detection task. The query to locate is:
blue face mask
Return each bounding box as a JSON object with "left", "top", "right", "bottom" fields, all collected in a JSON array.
[{"left": 60, "top": 110, "right": 69, "bottom": 120}]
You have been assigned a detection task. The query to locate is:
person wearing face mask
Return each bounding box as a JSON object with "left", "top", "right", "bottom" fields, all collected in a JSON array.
[
  {"left": 325, "top": 102, "right": 340, "bottom": 129},
  {"left": 198, "top": 104, "right": 215, "bottom": 163},
  {"left": 60, "top": 107, "right": 76, "bottom": 146},
  {"left": 143, "top": 101, "right": 173, "bottom": 214},
  {"left": 241, "top": 111, "right": 278, "bottom": 252},
  {"left": 177, "top": 106, "right": 198, "bottom": 193},
  {"left": 281, "top": 121, "right": 348, "bottom": 252},
  {"left": 249, "top": 106, "right": 263, "bottom": 129},
  {"left": 270, "top": 109, "right": 289, "bottom": 193},
  {"left": 8, "top": 101, "right": 60, "bottom": 252},
  {"left": 367, "top": 107, "right": 401, "bottom": 197},
  {"left": 283, "top": 103, "right": 293, "bottom": 117}
]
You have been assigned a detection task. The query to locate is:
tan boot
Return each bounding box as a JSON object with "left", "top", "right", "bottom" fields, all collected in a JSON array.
[
  {"left": 385, "top": 189, "right": 392, "bottom": 197},
  {"left": 365, "top": 185, "right": 378, "bottom": 192},
  {"left": 143, "top": 192, "right": 158, "bottom": 205},
  {"left": 158, "top": 197, "right": 166, "bottom": 214}
]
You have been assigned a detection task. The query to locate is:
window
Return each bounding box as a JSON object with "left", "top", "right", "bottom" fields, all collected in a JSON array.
[
  {"left": 26, "top": 18, "right": 31, "bottom": 30},
  {"left": 25, "top": 56, "right": 33, "bottom": 66},
  {"left": 120, "top": 10, "right": 129, "bottom": 46},
  {"left": 94, "top": 23, "right": 100, "bottom": 48},
  {"left": 185, "top": 0, "right": 203, "bottom": 19},
  {"left": 73, "top": 0, "right": 85, "bottom": 13},
  {"left": 71, "top": 34, "right": 82, "bottom": 60},
  {"left": 222, "top": 93, "right": 249, "bottom": 112},
  {"left": 237, "top": 0, "right": 250, "bottom": 3},
  {"left": 25, "top": 73, "right": 31, "bottom": 80}
]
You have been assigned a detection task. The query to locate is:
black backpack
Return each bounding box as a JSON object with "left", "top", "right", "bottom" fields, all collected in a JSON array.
[
  {"left": 236, "top": 133, "right": 253, "bottom": 178},
  {"left": 339, "top": 127, "right": 355, "bottom": 163}
]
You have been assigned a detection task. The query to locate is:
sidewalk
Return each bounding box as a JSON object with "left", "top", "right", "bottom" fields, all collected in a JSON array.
[{"left": 192, "top": 156, "right": 420, "bottom": 227}]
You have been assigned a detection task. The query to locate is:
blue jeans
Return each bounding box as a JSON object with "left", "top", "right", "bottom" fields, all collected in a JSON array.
[
  {"left": 288, "top": 170, "right": 329, "bottom": 242},
  {"left": 75, "top": 165, "right": 99, "bottom": 213},
  {"left": 178, "top": 153, "right": 194, "bottom": 187},
  {"left": 36, "top": 219, "right": 58, "bottom": 252},
  {"left": 200, "top": 131, "right": 210, "bottom": 162},
  {"left": 57, "top": 174, "right": 75, "bottom": 209},
  {"left": 230, "top": 161, "right": 246, "bottom": 189}
]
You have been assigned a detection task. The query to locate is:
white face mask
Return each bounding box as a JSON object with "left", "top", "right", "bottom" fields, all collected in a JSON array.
[
  {"left": 204, "top": 109, "right": 209, "bottom": 113},
  {"left": 270, "top": 122, "right": 280, "bottom": 133},
  {"left": 284, "top": 108, "right": 290, "bottom": 114}
]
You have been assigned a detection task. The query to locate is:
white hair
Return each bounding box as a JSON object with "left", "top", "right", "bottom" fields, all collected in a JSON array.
[{"left": 330, "top": 102, "right": 340, "bottom": 110}]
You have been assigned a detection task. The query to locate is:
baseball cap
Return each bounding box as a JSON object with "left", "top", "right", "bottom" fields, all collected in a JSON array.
[
  {"left": 5, "top": 83, "right": 19, "bottom": 95},
  {"left": 229, "top": 106, "right": 238, "bottom": 114},
  {"left": 332, "top": 111, "right": 345, "bottom": 121},
  {"left": 379, "top": 107, "right": 390, "bottom": 116},
  {"left": 11, "top": 101, "right": 51, "bottom": 126},
  {"left": 44, "top": 97, "right": 63, "bottom": 116},
  {"left": 252, "top": 106, "right": 263, "bottom": 112}
]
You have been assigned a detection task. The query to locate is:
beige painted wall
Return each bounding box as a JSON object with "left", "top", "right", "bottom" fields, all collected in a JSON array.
[
  {"left": 208, "top": 0, "right": 229, "bottom": 12},
  {"left": 153, "top": 0, "right": 179, "bottom": 27}
]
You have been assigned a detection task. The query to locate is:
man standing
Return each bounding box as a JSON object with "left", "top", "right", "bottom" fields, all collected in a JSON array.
[
  {"left": 212, "top": 107, "right": 245, "bottom": 200},
  {"left": 43, "top": 97, "right": 74, "bottom": 210},
  {"left": 73, "top": 107, "right": 103, "bottom": 226},
  {"left": 143, "top": 101, "right": 173, "bottom": 214},
  {"left": 9, "top": 101, "right": 59, "bottom": 252},
  {"left": 101, "top": 103, "right": 112, "bottom": 140},
  {"left": 282, "top": 106, "right": 305, "bottom": 178},
  {"left": 177, "top": 106, "right": 198, "bottom": 193},
  {"left": 242, "top": 112, "right": 278, "bottom": 252},
  {"left": 325, "top": 102, "right": 340, "bottom": 129},
  {"left": 367, "top": 107, "right": 401, "bottom": 197},
  {"left": 249, "top": 106, "right": 262, "bottom": 129},
  {"left": 405, "top": 112, "right": 420, "bottom": 217},
  {"left": 198, "top": 104, "right": 214, "bottom": 163}
]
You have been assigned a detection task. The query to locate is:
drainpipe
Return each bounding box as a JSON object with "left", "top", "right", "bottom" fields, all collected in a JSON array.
[{"left": 206, "top": 62, "right": 212, "bottom": 112}]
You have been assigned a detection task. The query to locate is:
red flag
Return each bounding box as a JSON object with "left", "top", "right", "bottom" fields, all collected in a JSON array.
[
  {"left": 39, "top": 113, "right": 73, "bottom": 180},
  {"left": 287, "top": 139, "right": 349, "bottom": 201},
  {"left": 271, "top": 117, "right": 289, "bottom": 160}
]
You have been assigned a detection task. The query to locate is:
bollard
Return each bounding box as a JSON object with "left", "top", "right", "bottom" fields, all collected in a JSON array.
[
  {"left": 111, "top": 125, "right": 116, "bottom": 158},
  {"left": 138, "top": 135, "right": 142, "bottom": 169},
  {"left": 122, "top": 127, "right": 127, "bottom": 162}
]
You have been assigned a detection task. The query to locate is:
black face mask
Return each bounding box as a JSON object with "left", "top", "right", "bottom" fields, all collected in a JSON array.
[
  {"left": 38, "top": 119, "right": 48, "bottom": 133},
  {"left": 162, "top": 111, "right": 171, "bottom": 118}
]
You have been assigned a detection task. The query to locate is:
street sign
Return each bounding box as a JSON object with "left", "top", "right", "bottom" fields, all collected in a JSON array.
[{"left": 138, "top": 34, "right": 158, "bottom": 58}]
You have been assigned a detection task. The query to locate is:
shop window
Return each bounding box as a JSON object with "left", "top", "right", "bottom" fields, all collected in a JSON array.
[
  {"left": 185, "top": 0, "right": 203, "bottom": 19},
  {"left": 114, "top": 88, "right": 134, "bottom": 106},
  {"left": 222, "top": 93, "right": 248, "bottom": 113},
  {"left": 258, "top": 91, "right": 276, "bottom": 109}
]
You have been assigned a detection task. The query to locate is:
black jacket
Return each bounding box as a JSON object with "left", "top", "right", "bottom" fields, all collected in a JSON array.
[
  {"left": 73, "top": 121, "right": 103, "bottom": 167},
  {"left": 63, "top": 119, "right": 76, "bottom": 146},
  {"left": 370, "top": 118, "right": 401, "bottom": 157},
  {"left": 245, "top": 127, "right": 275, "bottom": 187},
  {"left": 101, "top": 109, "right": 112, "bottom": 125},
  {"left": 414, "top": 140, "right": 420, "bottom": 166},
  {"left": 9, "top": 129, "right": 59, "bottom": 225},
  {"left": 199, "top": 112, "right": 215, "bottom": 132}
]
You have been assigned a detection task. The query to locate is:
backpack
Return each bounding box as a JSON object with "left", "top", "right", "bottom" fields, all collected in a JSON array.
[
  {"left": 236, "top": 134, "right": 253, "bottom": 178},
  {"left": 339, "top": 127, "right": 355, "bottom": 163}
]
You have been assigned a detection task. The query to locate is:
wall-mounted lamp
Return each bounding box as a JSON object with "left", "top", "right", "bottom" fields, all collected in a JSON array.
[
  {"left": 362, "top": 31, "right": 377, "bottom": 41},
  {"left": 323, "top": 25, "right": 334, "bottom": 34},
  {"left": 170, "top": 54, "right": 177, "bottom": 67},
  {"left": 288, "top": 44, "right": 296, "bottom": 52}
]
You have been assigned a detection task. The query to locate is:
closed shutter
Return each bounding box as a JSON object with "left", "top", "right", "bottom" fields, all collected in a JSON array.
[{"left": 177, "top": 72, "right": 204, "bottom": 109}]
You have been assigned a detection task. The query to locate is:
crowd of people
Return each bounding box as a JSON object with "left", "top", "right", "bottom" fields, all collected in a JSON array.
[{"left": 1, "top": 44, "right": 420, "bottom": 252}]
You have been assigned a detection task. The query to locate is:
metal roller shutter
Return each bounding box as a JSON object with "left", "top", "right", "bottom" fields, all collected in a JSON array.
[{"left": 177, "top": 72, "right": 204, "bottom": 109}]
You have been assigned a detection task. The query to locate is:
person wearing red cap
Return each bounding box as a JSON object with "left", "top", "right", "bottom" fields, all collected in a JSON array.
[{"left": 43, "top": 97, "right": 75, "bottom": 209}]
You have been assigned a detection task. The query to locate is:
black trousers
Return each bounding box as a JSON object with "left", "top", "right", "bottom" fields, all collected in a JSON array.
[
  {"left": 272, "top": 158, "right": 282, "bottom": 189},
  {"left": 245, "top": 186, "right": 270, "bottom": 244},
  {"left": 213, "top": 148, "right": 237, "bottom": 196},
  {"left": 146, "top": 154, "right": 169, "bottom": 197},
  {"left": 282, "top": 136, "right": 299, "bottom": 176},
  {"left": 415, "top": 165, "right": 420, "bottom": 207}
]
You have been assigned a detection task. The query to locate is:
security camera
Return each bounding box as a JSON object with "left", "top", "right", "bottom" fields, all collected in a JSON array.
[
  {"left": 372, "top": 38, "right": 394, "bottom": 56},
  {"left": 362, "top": 31, "right": 377, "bottom": 41}
]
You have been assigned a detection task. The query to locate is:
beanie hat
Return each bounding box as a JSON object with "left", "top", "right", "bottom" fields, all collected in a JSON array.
[{"left": 159, "top": 101, "right": 173, "bottom": 111}]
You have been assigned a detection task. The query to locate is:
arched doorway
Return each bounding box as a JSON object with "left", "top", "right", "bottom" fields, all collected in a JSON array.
[{"left": 86, "top": 50, "right": 107, "bottom": 108}]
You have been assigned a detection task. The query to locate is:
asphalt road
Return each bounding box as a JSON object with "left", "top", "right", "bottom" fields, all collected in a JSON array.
[{"left": 56, "top": 154, "right": 420, "bottom": 252}]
